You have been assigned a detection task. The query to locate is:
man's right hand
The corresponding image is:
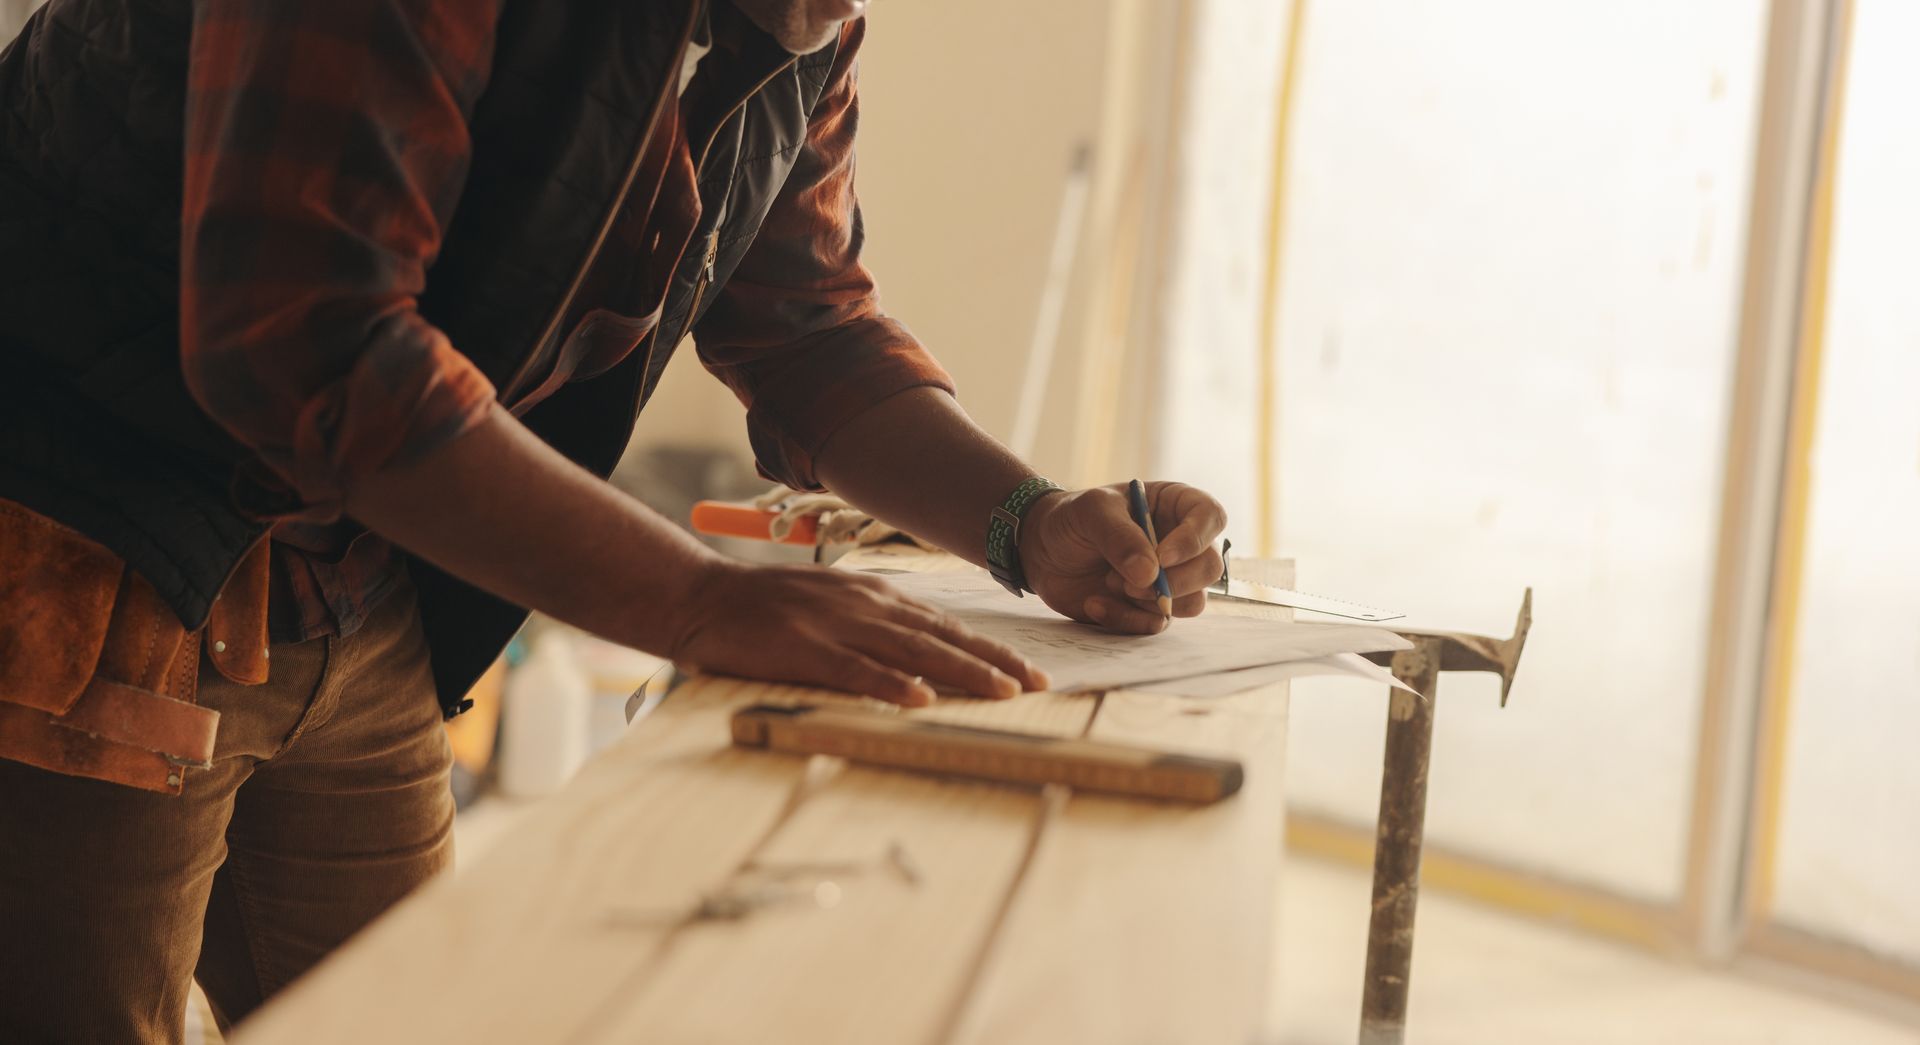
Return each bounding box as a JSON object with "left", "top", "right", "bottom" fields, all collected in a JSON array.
[
  {"left": 347, "top": 406, "right": 1048, "bottom": 707},
  {"left": 666, "top": 562, "right": 1050, "bottom": 707}
]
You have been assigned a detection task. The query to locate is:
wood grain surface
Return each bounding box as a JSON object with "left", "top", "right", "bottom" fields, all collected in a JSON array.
[{"left": 237, "top": 551, "right": 1293, "bottom": 1044}]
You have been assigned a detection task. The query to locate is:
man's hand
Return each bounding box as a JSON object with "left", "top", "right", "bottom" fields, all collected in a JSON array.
[
  {"left": 346, "top": 406, "right": 1047, "bottom": 708},
  {"left": 667, "top": 561, "right": 1051, "bottom": 707},
  {"left": 1018, "top": 482, "right": 1228, "bottom": 635},
  {"left": 810, "top": 388, "right": 1229, "bottom": 638}
]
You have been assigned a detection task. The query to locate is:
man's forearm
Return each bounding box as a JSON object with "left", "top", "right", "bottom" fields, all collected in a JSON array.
[
  {"left": 343, "top": 404, "right": 721, "bottom": 655},
  {"left": 341, "top": 399, "right": 1049, "bottom": 703},
  {"left": 813, "top": 386, "right": 1226, "bottom": 636},
  {"left": 812, "top": 387, "right": 1044, "bottom": 567}
]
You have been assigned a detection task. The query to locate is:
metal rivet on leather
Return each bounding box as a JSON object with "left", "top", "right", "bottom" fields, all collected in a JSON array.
[{"left": 213, "top": 640, "right": 227, "bottom": 653}]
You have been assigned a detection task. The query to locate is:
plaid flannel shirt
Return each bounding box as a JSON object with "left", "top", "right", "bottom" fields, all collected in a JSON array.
[{"left": 177, "top": 1, "right": 952, "bottom": 639}]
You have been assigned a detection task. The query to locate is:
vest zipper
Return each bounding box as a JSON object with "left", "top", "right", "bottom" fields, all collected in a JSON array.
[
  {"left": 502, "top": 0, "right": 704, "bottom": 403},
  {"left": 636, "top": 50, "right": 803, "bottom": 382},
  {"left": 672, "top": 232, "right": 721, "bottom": 351}
]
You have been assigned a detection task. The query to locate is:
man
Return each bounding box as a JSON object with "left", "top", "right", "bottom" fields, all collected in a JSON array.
[{"left": 0, "top": 0, "right": 1227, "bottom": 1040}]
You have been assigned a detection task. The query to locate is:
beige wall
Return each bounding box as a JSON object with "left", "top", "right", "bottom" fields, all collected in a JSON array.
[
  {"left": 630, "top": 1, "right": 1118, "bottom": 482},
  {"left": 1, "top": 0, "right": 43, "bottom": 39}
]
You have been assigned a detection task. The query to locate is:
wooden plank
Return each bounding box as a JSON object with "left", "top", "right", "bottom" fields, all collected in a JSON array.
[
  {"left": 238, "top": 677, "right": 1098, "bottom": 1044},
  {"left": 233, "top": 676, "right": 775, "bottom": 1043},
  {"left": 570, "top": 685, "right": 1098, "bottom": 1043},
  {"left": 955, "top": 570, "right": 1296, "bottom": 1044},
  {"left": 582, "top": 767, "right": 1049, "bottom": 1043},
  {"left": 242, "top": 549, "right": 1292, "bottom": 1043},
  {"left": 956, "top": 684, "right": 1290, "bottom": 1044}
]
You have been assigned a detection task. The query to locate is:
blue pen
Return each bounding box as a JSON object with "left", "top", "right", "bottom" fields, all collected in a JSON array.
[{"left": 1126, "top": 479, "right": 1173, "bottom": 618}]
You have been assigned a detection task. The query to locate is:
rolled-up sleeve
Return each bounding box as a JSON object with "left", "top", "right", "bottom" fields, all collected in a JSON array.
[
  {"left": 179, "top": 0, "right": 502, "bottom": 521},
  {"left": 692, "top": 18, "right": 955, "bottom": 491}
]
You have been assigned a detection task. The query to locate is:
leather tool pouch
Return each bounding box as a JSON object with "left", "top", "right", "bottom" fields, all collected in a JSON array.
[{"left": 0, "top": 499, "right": 224, "bottom": 794}]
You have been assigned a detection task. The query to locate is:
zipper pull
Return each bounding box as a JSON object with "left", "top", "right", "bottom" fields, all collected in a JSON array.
[{"left": 702, "top": 234, "right": 719, "bottom": 282}]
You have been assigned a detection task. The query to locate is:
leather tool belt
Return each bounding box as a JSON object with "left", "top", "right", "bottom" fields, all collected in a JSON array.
[{"left": 0, "top": 500, "right": 268, "bottom": 793}]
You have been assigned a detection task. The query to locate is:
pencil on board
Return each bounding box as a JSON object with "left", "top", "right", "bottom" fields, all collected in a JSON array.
[{"left": 1126, "top": 479, "right": 1174, "bottom": 617}]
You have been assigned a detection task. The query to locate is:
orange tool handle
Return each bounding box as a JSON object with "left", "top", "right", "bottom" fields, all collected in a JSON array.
[{"left": 689, "top": 500, "right": 818, "bottom": 545}]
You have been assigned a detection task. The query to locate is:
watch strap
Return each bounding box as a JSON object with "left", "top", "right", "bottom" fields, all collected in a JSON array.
[{"left": 985, "top": 477, "right": 1061, "bottom": 596}]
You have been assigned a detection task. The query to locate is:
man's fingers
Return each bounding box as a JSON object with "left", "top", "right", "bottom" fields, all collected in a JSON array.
[
  {"left": 1105, "top": 579, "right": 1172, "bottom": 619},
  {"left": 1083, "top": 594, "right": 1169, "bottom": 635},
  {"left": 1151, "top": 483, "right": 1228, "bottom": 568},
  {"left": 834, "top": 653, "right": 937, "bottom": 707},
  {"left": 850, "top": 623, "right": 1020, "bottom": 700},
  {"left": 1171, "top": 590, "right": 1208, "bottom": 618},
  {"left": 891, "top": 605, "right": 1051, "bottom": 691},
  {"left": 844, "top": 570, "right": 897, "bottom": 591},
  {"left": 1169, "top": 544, "right": 1225, "bottom": 595},
  {"left": 1117, "top": 546, "right": 1223, "bottom": 600},
  {"left": 1079, "top": 489, "right": 1162, "bottom": 589}
]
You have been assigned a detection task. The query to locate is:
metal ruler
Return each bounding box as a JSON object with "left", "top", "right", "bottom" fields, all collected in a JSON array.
[{"left": 1208, "top": 539, "right": 1405, "bottom": 622}]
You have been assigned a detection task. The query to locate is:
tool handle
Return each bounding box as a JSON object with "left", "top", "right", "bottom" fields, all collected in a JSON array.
[{"left": 689, "top": 501, "right": 818, "bottom": 545}]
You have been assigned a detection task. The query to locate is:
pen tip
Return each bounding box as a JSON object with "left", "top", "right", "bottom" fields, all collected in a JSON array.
[{"left": 1157, "top": 595, "right": 1172, "bottom": 617}]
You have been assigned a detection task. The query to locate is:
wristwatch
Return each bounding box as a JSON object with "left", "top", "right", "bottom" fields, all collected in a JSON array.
[{"left": 985, "top": 477, "right": 1061, "bottom": 597}]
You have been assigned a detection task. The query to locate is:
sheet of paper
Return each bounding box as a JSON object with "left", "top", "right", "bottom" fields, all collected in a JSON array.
[
  {"left": 1137, "top": 651, "right": 1417, "bottom": 699},
  {"left": 871, "top": 569, "right": 1411, "bottom": 693}
]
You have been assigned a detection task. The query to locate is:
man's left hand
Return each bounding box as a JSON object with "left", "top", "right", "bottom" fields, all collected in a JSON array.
[{"left": 1017, "top": 482, "right": 1228, "bottom": 634}]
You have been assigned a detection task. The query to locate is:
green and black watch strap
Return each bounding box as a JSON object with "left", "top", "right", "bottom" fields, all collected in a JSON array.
[{"left": 986, "top": 477, "right": 1062, "bottom": 597}]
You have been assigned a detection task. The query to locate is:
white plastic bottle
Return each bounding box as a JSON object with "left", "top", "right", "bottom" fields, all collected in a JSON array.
[{"left": 495, "top": 627, "right": 592, "bottom": 799}]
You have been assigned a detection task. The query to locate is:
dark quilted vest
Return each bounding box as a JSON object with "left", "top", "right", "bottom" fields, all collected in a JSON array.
[{"left": 0, "top": 0, "right": 836, "bottom": 711}]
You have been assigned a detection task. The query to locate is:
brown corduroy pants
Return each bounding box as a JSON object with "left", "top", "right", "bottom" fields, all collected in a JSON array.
[{"left": 0, "top": 578, "right": 455, "bottom": 1044}]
